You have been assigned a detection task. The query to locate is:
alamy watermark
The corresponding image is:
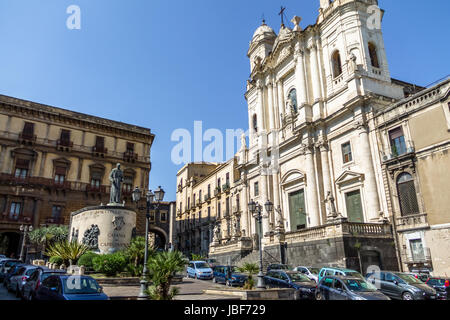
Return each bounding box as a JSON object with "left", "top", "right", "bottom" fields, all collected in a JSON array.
[{"left": 66, "top": 5, "right": 81, "bottom": 30}]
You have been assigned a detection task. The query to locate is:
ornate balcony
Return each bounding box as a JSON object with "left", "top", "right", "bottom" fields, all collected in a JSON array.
[
  {"left": 45, "top": 217, "right": 65, "bottom": 225},
  {"left": 92, "top": 146, "right": 108, "bottom": 158},
  {"left": 18, "top": 132, "right": 37, "bottom": 145},
  {"left": 222, "top": 183, "right": 231, "bottom": 193},
  {"left": 85, "top": 184, "right": 107, "bottom": 194},
  {"left": 56, "top": 139, "right": 73, "bottom": 152},
  {"left": 404, "top": 247, "right": 432, "bottom": 265},
  {"left": 396, "top": 213, "right": 429, "bottom": 232},
  {"left": 123, "top": 151, "right": 138, "bottom": 163}
]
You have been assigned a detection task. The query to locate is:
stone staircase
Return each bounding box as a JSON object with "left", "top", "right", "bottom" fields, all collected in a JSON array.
[{"left": 235, "top": 249, "right": 281, "bottom": 272}]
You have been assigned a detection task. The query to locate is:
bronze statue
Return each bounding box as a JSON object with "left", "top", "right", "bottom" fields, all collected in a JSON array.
[{"left": 109, "top": 163, "right": 124, "bottom": 204}]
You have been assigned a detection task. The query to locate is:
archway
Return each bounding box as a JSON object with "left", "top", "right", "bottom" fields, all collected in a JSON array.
[
  {"left": 0, "top": 232, "right": 21, "bottom": 258},
  {"left": 148, "top": 227, "right": 168, "bottom": 251},
  {"left": 360, "top": 250, "right": 382, "bottom": 275}
]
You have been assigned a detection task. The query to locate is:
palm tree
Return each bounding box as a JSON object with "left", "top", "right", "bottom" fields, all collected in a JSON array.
[
  {"left": 28, "top": 226, "right": 69, "bottom": 258},
  {"left": 45, "top": 241, "right": 90, "bottom": 266},
  {"left": 125, "top": 237, "right": 153, "bottom": 276},
  {"left": 238, "top": 262, "right": 259, "bottom": 290},
  {"left": 145, "top": 251, "right": 187, "bottom": 300}
]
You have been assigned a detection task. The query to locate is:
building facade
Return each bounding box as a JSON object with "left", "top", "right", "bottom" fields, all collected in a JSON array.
[
  {"left": 374, "top": 78, "right": 450, "bottom": 276},
  {"left": 174, "top": 0, "right": 450, "bottom": 274},
  {"left": 0, "top": 94, "right": 154, "bottom": 257}
]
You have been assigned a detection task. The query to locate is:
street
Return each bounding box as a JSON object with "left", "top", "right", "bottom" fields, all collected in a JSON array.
[{"left": 0, "top": 283, "right": 19, "bottom": 301}]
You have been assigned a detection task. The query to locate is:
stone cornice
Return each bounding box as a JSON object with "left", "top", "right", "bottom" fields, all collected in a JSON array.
[{"left": 0, "top": 94, "right": 154, "bottom": 143}]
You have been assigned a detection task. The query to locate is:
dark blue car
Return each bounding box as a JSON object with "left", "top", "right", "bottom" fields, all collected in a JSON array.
[
  {"left": 264, "top": 270, "right": 317, "bottom": 300},
  {"left": 213, "top": 266, "right": 247, "bottom": 287},
  {"left": 35, "top": 275, "right": 109, "bottom": 300}
]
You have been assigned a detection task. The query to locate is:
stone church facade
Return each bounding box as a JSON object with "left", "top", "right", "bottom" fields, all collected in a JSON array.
[{"left": 176, "top": 0, "right": 449, "bottom": 275}]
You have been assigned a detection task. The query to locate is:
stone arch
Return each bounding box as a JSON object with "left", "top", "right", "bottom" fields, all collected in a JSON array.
[
  {"left": 0, "top": 231, "right": 21, "bottom": 258},
  {"left": 331, "top": 50, "right": 343, "bottom": 78},
  {"left": 148, "top": 226, "right": 168, "bottom": 250}
]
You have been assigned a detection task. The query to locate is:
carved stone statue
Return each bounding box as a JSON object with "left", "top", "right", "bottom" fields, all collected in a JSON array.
[
  {"left": 240, "top": 133, "right": 247, "bottom": 151},
  {"left": 71, "top": 228, "right": 79, "bottom": 243},
  {"left": 82, "top": 224, "right": 100, "bottom": 250},
  {"left": 213, "top": 223, "right": 220, "bottom": 242},
  {"left": 109, "top": 163, "right": 124, "bottom": 204},
  {"left": 348, "top": 52, "right": 358, "bottom": 73},
  {"left": 325, "top": 191, "right": 338, "bottom": 218}
]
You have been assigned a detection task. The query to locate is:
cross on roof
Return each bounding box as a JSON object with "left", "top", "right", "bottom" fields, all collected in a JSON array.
[{"left": 279, "top": 6, "right": 286, "bottom": 26}]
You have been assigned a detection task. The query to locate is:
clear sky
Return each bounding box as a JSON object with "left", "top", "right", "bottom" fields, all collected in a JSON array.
[{"left": 0, "top": 0, "right": 449, "bottom": 202}]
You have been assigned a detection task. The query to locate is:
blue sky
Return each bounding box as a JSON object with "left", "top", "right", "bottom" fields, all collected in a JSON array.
[{"left": 0, "top": 0, "right": 449, "bottom": 201}]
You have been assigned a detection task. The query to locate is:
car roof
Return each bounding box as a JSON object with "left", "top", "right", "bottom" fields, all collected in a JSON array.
[
  {"left": 191, "top": 261, "right": 208, "bottom": 263},
  {"left": 321, "top": 267, "right": 358, "bottom": 272},
  {"left": 325, "top": 275, "right": 363, "bottom": 280}
]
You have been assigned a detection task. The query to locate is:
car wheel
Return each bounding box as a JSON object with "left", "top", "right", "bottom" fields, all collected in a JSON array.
[
  {"left": 402, "top": 292, "right": 414, "bottom": 300},
  {"left": 316, "top": 292, "right": 323, "bottom": 300}
]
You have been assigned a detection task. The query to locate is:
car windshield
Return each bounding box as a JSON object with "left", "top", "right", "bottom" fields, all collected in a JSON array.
[
  {"left": 62, "top": 277, "right": 102, "bottom": 295},
  {"left": 396, "top": 273, "right": 423, "bottom": 284},
  {"left": 288, "top": 273, "right": 311, "bottom": 282},
  {"left": 309, "top": 268, "right": 320, "bottom": 275},
  {"left": 344, "top": 279, "right": 378, "bottom": 292},
  {"left": 195, "top": 262, "right": 209, "bottom": 269}
]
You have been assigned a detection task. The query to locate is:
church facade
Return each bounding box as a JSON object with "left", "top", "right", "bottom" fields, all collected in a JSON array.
[{"left": 175, "top": 0, "right": 449, "bottom": 275}]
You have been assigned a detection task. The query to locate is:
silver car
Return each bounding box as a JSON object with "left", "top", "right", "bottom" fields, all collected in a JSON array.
[
  {"left": 293, "top": 266, "right": 320, "bottom": 283},
  {"left": 7, "top": 265, "right": 39, "bottom": 297}
]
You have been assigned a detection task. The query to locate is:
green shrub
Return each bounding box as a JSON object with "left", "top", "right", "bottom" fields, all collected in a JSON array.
[
  {"left": 92, "top": 252, "right": 127, "bottom": 277},
  {"left": 49, "top": 256, "right": 63, "bottom": 265},
  {"left": 78, "top": 251, "right": 100, "bottom": 269}
]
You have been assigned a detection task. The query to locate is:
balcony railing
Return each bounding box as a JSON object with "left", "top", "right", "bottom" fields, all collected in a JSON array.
[
  {"left": 123, "top": 151, "right": 138, "bottom": 162},
  {"left": 396, "top": 213, "right": 429, "bottom": 232},
  {"left": 92, "top": 146, "right": 108, "bottom": 157},
  {"left": 0, "top": 214, "right": 33, "bottom": 224},
  {"left": 18, "top": 132, "right": 37, "bottom": 145},
  {"left": 405, "top": 247, "right": 432, "bottom": 264},
  {"left": 382, "top": 140, "right": 415, "bottom": 162},
  {"left": 222, "top": 183, "right": 230, "bottom": 192},
  {"left": 56, "top": 140, "right": 73, "bottom": 151},
  {"left": 45, "top": 217, "right": 65, "bottom": 225},
  {"left": 85, "top": 184, "right": 107, "bottom": 193}
]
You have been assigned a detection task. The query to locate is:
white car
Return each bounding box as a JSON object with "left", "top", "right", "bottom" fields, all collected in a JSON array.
[{"left": 293, "top": 266, "right": 320, "bottom": 283}]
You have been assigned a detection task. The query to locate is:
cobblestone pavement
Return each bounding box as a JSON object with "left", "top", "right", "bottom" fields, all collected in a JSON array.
[
  {"left": 0, "top": 283, "right": 20, "bottom": 300},
  {"left": 103, "top": 277, "right": 239, "bottom": 300}
]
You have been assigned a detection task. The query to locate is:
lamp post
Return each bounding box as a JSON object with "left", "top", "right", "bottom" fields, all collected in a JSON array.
[
  {"left": 19, "top": 224, "right": 33, "bottom": 262},
  {"left": 248, "top": 199, "right": 273, "bottom": 290},
  {"left": 132, "top": 185, "right": 165, "bottom": 300}
]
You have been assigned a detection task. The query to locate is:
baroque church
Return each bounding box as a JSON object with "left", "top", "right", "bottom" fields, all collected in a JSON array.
[{"left": 175, "top": 0, "right": 450, "bottom": 275}]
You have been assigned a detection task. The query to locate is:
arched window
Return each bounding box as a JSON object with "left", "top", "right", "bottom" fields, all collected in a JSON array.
[
  {"left": 332, "top": 50, "right": 343, "bottom": 78},
  {"left": 287, "top": 89, "right": 298, "bottom": 113},
  {"left": 397, "top": 173, "right": 420, "bottom": 216},
  {"left": 368, "top": 42, "right": 380, "bottom": 68},
  {"left": 252, "top": 114, "right": 258, "bottom": 132}
]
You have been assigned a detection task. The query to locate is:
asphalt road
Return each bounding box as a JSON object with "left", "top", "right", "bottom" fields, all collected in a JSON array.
[{"left": 0, "top": 283, "right": 20, "bottom": 300}]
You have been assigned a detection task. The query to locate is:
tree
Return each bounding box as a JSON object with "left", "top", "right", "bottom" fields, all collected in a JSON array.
[
  {"left": 238, "top": 262, "right": 259, "bottom": 290},
  {"left": 124, "top": 237, "right": 154, "bottom": 276},
  {"left": 145, "top": 251, "right": 187, "bottom": 300},
  {"left": 28, "top": 226, "right": 69, "bottom": 258},
  {"left": 45, "top": 241, "right": 89, "bottom": 266},
  {"left": 191, "top": 253, "right": 207, "bottom": 261}
]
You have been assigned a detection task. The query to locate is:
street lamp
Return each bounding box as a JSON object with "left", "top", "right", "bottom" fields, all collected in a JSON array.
[
  {"left": 19, "top": 224, "right": 33, "bottom": 262},
  {"left": 248, "top": 199, "right": 266, "bottom": 289},
  {"left": 132, "top": 186, "right": 165, "bottom": 300}
]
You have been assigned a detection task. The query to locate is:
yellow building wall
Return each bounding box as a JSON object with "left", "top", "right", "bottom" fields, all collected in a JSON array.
[{"left": 409, "top": 106, "right": 450, "bottom": 150}]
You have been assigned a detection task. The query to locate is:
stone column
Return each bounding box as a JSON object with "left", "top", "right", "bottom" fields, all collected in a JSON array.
[
  {"left": 272, "top": 172, "right": 282, "bottom": 228},
  {"left": 294, "top": 44, "right": 308, "bottom": 107},
  {"left": 303, "top": 143, "right": 320, "bottom": 227},
  {"left": 256, "top": 80, "right": 265, "bottom": 132},
  {"left": 240, "top": 185, "right": 249, "bottom": 238},
  {"left": 0, "top": 145, "right": 6, "bottom": 172},
  {"left": 317, "top": 140, "right": 333, "bottom": 217},
  {"left": 267, "top": 80, "right": 275, "bottom": 131},
  {"left": 260, "top": 173, "right": 270, "bottom": 237},
  {"left": 276, "top": 80, "right": 284, "bottom": 127},
  {"left": 309, "top": 43, "right": 322, "bottom": 103},
  {"left": 355, "top": 121, "right": 381, "bottom": 222}
]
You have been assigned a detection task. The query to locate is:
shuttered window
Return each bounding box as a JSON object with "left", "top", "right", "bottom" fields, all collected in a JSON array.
[
  {"left": 288, "top": 189, "right": 306, "bottom": 231},
  {"left": 389, "top": 127, "right": 407, "bottom": 156},
  {"left": 397, "top": 173, "right": 420, "bottom": 216},
  {"left": 345, "top": 190, "right": 364, "bottom": 223}
]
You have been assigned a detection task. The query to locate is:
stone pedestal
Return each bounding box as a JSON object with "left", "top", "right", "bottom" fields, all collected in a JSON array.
[{"left": 70, "top": 205, "right": 136, "bottom": 254}]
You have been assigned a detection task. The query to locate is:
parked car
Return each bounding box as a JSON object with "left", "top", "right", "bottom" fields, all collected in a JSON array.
[
  {"left": 293, "top": 266, "right": 320, "bottom": 283},
  {"left": 4, "top": 263, "right": 26, "bottom": 289},
  {"left": 35, "top": 275, "right": 108, "bottom": 300},
  {"left": 318, "top": 267, "right": 364, "bottom": 283},
  {"left": 426, "top": 277, "right": 450, "bottom": 300},
  {"left": 0, "top": 255, "right": 6, "bottom": 259},
  {"left": 316, "top": 275, "right": 390, "bottom": 300},
  {"left": 405, "top": 271, "right": 430, "bottom": 283},
  {"left": 365, "top": 271, "right": 437, "bottom": 300},
  {"left": 21, "top": 268, "right": 67, "bottom": 301},
  {"left": 266, "top": 264, "right": 291, "bottom": 272},
  {"left": 212, "top": 266, "right": 247, "bottom": 287},
  {"left": 0, "top": 259, "right": 21, "bottom": 283},
  {"left": 264, "top": 270, "right": 317, "bottom": 300},
  {"left": 7, "top": 265, "right": 39, "bottom": 297},
  {"left": 186, "top": 261, "right": 214, "bottom": 280}
]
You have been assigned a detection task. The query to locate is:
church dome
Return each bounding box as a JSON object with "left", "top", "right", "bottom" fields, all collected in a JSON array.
[{"left": 251, "top": 21, "right": 277, "bottom": 43}]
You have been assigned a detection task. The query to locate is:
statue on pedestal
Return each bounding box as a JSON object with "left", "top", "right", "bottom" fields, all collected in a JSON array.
[{"left": 109, "top": 163, "right": 124, "bottom": 204}]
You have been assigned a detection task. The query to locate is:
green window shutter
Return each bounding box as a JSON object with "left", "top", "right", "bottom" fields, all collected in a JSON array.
[
  {"left": 345, "top": 190, "right": 364, "bottom": 223},
  {"left": 288, "top": 190, "right": 306, "bottom": 231}
]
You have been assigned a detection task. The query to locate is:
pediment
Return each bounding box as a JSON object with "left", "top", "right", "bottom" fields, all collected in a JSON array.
[
  {"left": 335, "top": 170, "right": 365, "bottom": 186},
  {"left": 281, "top": 169, "right": 305, "bottom": 185}
]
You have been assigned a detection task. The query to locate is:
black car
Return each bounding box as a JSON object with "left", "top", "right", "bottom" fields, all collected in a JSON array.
[
  {"left": 426, "top": 277, "right": 449, "bottom": 300},
  {"left": 316, "top": 275, "right": 390, "bottom": 300},
  {"left": 366, "top": 271, "right": 437, "bottom": 300},
  {"left": 264, "top": 270, "right": 316, "bottom": 300},
  {"left": 0, "top": 259, "right": 21, "bottom": 283}
]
